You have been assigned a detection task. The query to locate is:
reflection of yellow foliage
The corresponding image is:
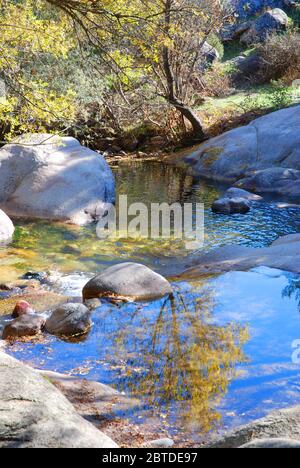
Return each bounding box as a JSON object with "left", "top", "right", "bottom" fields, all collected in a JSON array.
[{"left": 109, "top": 287, "right": 249, "bottom": 434}]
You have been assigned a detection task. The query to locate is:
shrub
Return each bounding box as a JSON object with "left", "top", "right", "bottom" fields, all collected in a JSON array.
[{"left": 257, "top": 31, "right": 300, "bottom": 84}]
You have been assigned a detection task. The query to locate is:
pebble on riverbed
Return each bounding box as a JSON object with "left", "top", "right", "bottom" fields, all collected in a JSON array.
[{"left": 12, "top": 301, "right": 34, "bottom": 319}]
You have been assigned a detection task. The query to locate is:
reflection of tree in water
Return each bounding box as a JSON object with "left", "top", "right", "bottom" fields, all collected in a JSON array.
[
  {"left": 282, "top": 276, "right": 300, "bottom": 312},
  {"left": 104, "top": 285, "right": 249, "bottom": 434}
]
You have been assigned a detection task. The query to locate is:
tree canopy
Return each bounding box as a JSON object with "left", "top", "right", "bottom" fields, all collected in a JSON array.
[{"left": 0, "top": 0, "right": 229, "bottom": 142}]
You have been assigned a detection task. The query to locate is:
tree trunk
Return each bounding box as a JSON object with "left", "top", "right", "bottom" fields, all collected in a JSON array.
[
  {"left": 162, "top": 0, "right": 205, "bottom": 142},
  {"left": 170, "top": 97, "right": 205, "bottom": 141}
]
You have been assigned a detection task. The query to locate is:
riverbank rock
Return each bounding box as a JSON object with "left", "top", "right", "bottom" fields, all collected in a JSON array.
[
  {"left": 0, "top": 351, "right": 117, "bottom": 447},
  {"left": 182, "top": 234, "right": 300, "bottom": 276},
  {"left": 208, "top": 405, "right": 300, "bottom": 448},
  {"left": 224, "top": 187, "right": 263, "bottom": 201},
  {"left": 0, "top": 210, "right": 14, "bottom": 245},
  {"left": 200, "top": 42, "right": 220, "bottom": 69},
  {"left": 235, "top": 168, "right": 300, "bottom": 197},
  {"left": 46, "top": 303, "right": 91, "bottom": 337},
  {"left": 83, "top": 263, "right": 173, "bottom": 302},
  {"left": 240, "top": 438, "right": 300, "bottom": 448},
  {"left": 240, "top": 9, "right": 288, "bottom": 45},
  {"left": 183, "top": 105, "right": 300, "bottom": 197},
  {"left": 2, "top": 314, "right": 45, "bottom": 340},
  {"left": 0, "top": 134, "right": 115, "bottom": 225},
  {"left": 212, "top": 197, "right": 251, "bottom": 214}
]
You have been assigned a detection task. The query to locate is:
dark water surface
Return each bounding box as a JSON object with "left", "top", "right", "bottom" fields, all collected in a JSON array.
[{"left": 2, "top": 160, "right": 300, "bottom": 442}]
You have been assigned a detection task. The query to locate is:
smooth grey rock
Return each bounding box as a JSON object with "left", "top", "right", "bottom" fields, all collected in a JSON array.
[
  {"left": 240, "top": 438, "right": 300, "bottom": 448},
  {"left": 84, "top": 298, "right": 102, "bottom": 310},
  {"left": 224, "top": 187, "right": 263, "bottom": 201},
  {"left": 0, "top": 351, "right": 118, "bottom": 448},
  {"left": 46, "top": 303, "right": 91, "bottom": 337},
  {"left": 183, "top": 105, "right": 300, "bottom": 197},
  {"left": 200, "top": 42, "right": 219, "bottom": 67},
  {"left": 231, "top": 53, "right": 264, "bottom": 77},
  {"left": 0, "top": 209, "right": 14, "bottom": 245},
  {"left": 271, "top": 233, "right": 300, "bottom": 247},
  {"left": 240, "top": 9, "right": 289, "bottom": 45},
  {"left": 235, "top": 168, "right": 300, "bottom": 197},
  {"left": 83, "top": 262, "right": 173, "bottom": 302},
  {"left": 212, "top": 197, "right": 251, "bottom": 214},
  {"left": 142, "top": 438, "right": 175, "bottom": 448},
  {"left": 183, "top": 234, "right": 300, "bottom": 276},
  {"left": 2, "top": 314, "right": 45, "bottom": 340},
  {"left": 209, "top": 405, "right": 300, "bottom": 448},
  {"left": 0, "top": 134, "right": 115, "bottom": 225}
]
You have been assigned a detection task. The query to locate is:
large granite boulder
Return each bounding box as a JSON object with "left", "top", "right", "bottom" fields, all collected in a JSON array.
[
  {"left": 182, "top": 234, "right": 300, "bottom": 276},
  {"left": 0, "top": 210, "right": 14, "bottom": 245},
  {"left": 0, "top": 351, "right": 117, "bottom": 448},
  {"left": 184, "top": 105, "right": 300, "bottom": 197},
  {"left": 240, "top": 9, "right": 289, "bottom": 45},
  {"left": 231, "top": 1, "right": 285, "bottom": 19},
  {"left": 0, "top": 134, "right": 115, "bottom": 225},
  {"left": 83, "top": 263, "right": 173, "bottom": 302}
]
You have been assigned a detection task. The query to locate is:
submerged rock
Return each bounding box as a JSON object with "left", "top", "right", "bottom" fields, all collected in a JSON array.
[
  {"left": 83, "top": 262, "right": 173, "bottom": 302},
  {"left": 2, "top": 314, "right": 45, "bottom": 340},
  {"left": 0, "top": 209, "right": 14, "bottom": 245},
  {"left": 0, "top": 134, "right": 115, "bottom": 225},
  {"left": 0, "top": 351, "right": 118, "bottom": 448},
  {"left": 212, "top": 197, "right": 251, "bottom": 214},
  {"left": 46, "top": 303, "right": 92, "bottom": 337}
]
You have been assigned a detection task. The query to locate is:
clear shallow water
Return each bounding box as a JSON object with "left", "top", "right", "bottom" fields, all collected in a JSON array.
[{"left": 2, "top": 160, "right": 300, "bottom": 442}]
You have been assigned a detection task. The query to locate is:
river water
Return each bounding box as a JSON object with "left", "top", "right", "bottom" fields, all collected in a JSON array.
[{"left": 2, "top": 160, "right": 300, "bottom": 443}]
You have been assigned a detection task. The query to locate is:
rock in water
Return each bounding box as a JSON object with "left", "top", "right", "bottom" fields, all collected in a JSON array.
[
  {"left": 46, "top": 303, "right": 92, "bottom": 337},
  {"left": 224, "top": 187, "right": 263, "bottom": 201},
  {"left": 212, "top": 197, "right": 251, "bottom": 214},
  {"left": 0, "top": 209, "right": 14, "bottom": 245},
  {"left": 12, "top": 300, "right": 34, "bottom": 318},
  {"left": 0, "top": 134, "right": 115, "bottom": 225},
  {"left": 2, "top": 314, "right": 45, "bottom": 340},
  {"left": 0, "top": 351, "right": 118, "bottom": 448},
  {"left": 83, "top": 263, "right": 173, "bottom": 302}
]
